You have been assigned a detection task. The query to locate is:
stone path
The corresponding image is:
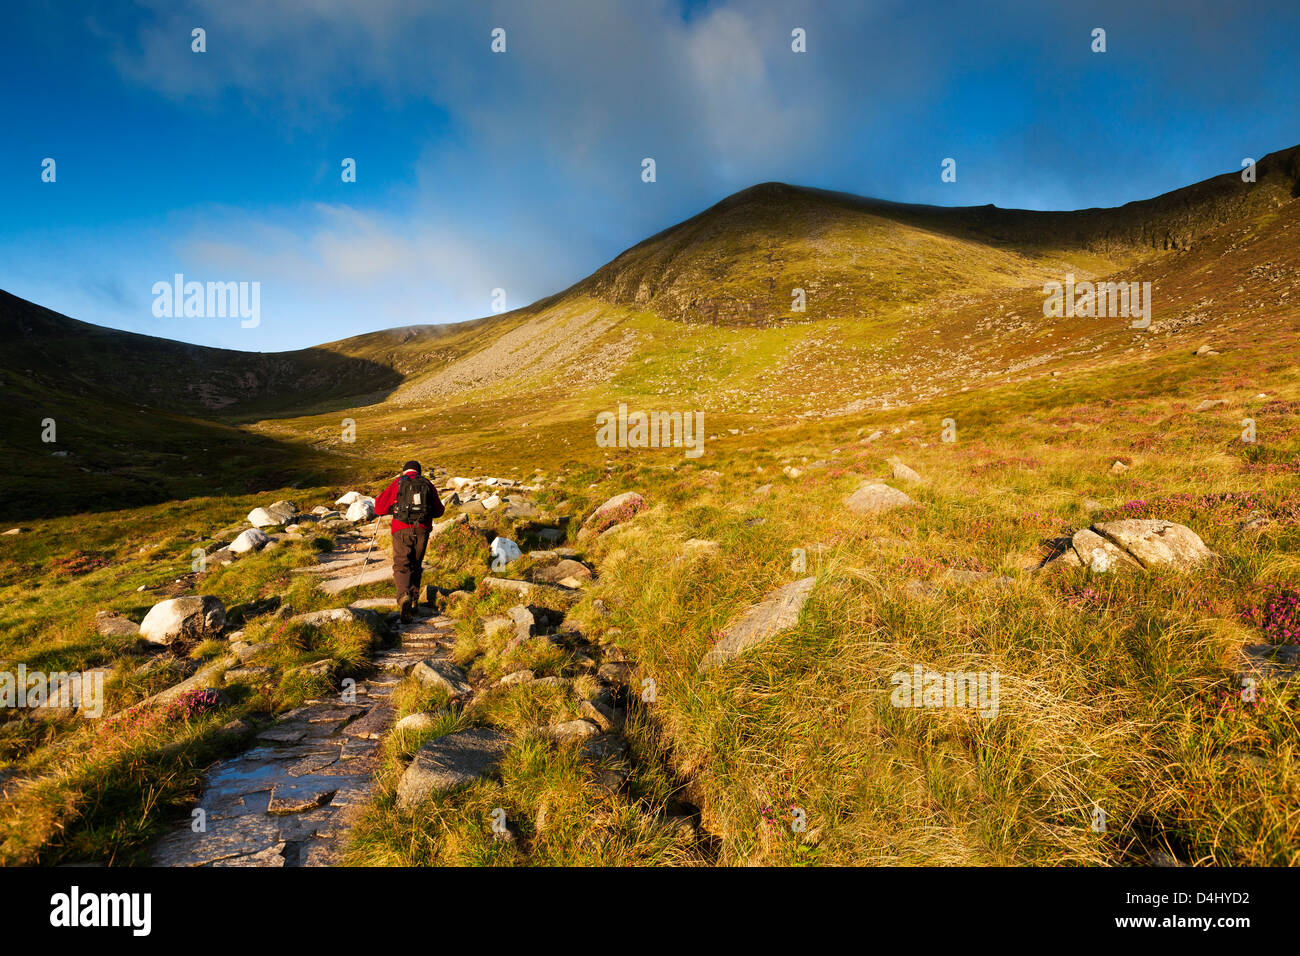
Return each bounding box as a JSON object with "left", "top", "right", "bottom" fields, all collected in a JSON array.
[
  {"left": 290, "top": 521, "right": 394, "bottom": 596},
  {"left": 151, "top": 612, "right": 457, "bottom": 867}
]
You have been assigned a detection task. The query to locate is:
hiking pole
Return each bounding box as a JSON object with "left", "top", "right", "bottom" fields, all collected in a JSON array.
[{"left": 349, "top": 514, "right": 383, "bottom": 589}]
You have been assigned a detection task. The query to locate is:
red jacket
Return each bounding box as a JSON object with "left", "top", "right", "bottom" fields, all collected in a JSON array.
[{"left": 374, "top": 470, "right": 445, "bottom": 531}]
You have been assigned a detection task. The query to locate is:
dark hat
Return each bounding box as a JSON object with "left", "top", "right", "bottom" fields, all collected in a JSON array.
[{"left": 402, "top": 460, "right": 421, "bottom": 474}]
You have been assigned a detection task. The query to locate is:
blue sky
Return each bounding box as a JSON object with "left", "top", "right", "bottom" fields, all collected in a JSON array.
[{"left": 1, "top": 0, "right": 1297, "bottom": 351}]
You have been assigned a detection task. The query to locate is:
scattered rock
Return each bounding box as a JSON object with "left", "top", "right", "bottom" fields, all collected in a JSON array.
[
  {"left": 497, "top": 669, "right": 535, "bottom": 686},
  {"left": 597, "top": 661, "right": 636, "bottom": 685},
  {"left": 490, "top": 537, "right": 522, "bottom": 567},
  {"left": 698, "top": 577, "right": 816, "bottom": 672},
  {"left": 680, "top": 539, "right": 721, "bottom": 559},
  {"left": 1194, "top": 399, "right": 1228, "bottom": 412},
  {"left": 1108, "top": 460, "right": 1129, "bottom": 476},
  {"left": 531, "top": 558, "right": 592, "bottom": 586},
  {"left": 1242, "top": 511, "right": 1270, "bottom": 532},
  {"left": 547, "top": 719, "right": 601, "bottom": 743},
  {"left": 224, "top": 665, "right": 273, "bottom": 682},
  {"left": 395, "top": 712, "right": 439, "bottom": 734},
  {"left": 844, "top": 481, "right": 914, "bottom": 515},
  {"left": 1148, "top": 849, "right": 1185, "bottom": 867},
  {"left": 229, "top": 528, "right": 270, "bottom": 555},
  {"left": 482, "top": 616, "right": 512, "bottom": 640},
  {"left": 345, "top": 498, "right": 376, "bottom": 522},
  {"left": 579, "top": 492, "right": 645, "bottom": 539},
  {"left": 1044, "top": 520, "right": 1215, "bottom": 572},
  {"left": 432, "top": 513, "right": 468, "bottom": 535},
  {"left": 904, "top": 579, "right": 937, "bottom": 599},
  {"left": 1069, "top": 529, "right": 1141, "bottom": 572},
  {"left": 139, "top": 596, "right": 226, "bottom": 645},
  {"left": 578, "top": 698, "right": 620, "bottom": 732},
  {"left": 481, "top": 576, "right": 565, "bottom": 598},
  {"left": 396, "top": 727, "right": 511, "bottom": 810},
  {"left": 1092, "top": 519, "right": 1215, "bottom": 570},
  {"left": 289, "top": 606, "right": 383, "bottom": 632},
  {"left": 95, "top": 610, "right": 139, "bottom": 638},
  {"left": 301, "top": 659, "right": 334, "bottom": 677},
  {"left": 507, "top": 605, "right": 535, "bottom": 645},
  {"left": 888, "top": 458, "right": 923, "bottom": 483},
  {"left": 411, "top": 659, "right": 472, "bottom": 698},
  {"left": 1239, "top": 643, "right": 1300, "bottom": 681}
]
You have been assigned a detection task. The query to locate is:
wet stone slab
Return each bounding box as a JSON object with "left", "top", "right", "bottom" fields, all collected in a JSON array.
[
  {"left": 152, "top": 613, "right": 460, "bottom": 866},
  {"left": 152, "top": 695, "right": 379, "bottom": 866}
]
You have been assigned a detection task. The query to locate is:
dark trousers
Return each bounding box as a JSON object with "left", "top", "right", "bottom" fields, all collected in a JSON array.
[{"left": 392, "top": 524, "right": 430, "bottom": 607}]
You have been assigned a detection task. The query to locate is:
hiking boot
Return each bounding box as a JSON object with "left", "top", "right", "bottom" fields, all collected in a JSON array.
[{"left": 399, "top": 601, "right": 414, "bottom": 624}]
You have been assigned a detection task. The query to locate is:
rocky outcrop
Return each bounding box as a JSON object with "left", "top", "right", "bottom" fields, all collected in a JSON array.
[{"left": 1043, "top": 519, "right": 1215, "bottom": 572}]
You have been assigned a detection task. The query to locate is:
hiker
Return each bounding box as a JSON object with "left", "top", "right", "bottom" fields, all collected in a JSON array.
[{"left": 373, "top": 460, "right": 445, "bottom": 622}]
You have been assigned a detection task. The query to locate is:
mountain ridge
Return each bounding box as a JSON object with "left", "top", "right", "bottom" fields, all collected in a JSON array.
[{"left": 2, "top": 142, "right": 1297, "bottom": 422}]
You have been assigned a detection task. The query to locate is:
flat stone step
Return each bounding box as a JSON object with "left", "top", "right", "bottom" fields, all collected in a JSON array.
[
  {"left": 342, "top": 701, "right": 395, "bottom": 740},
  {"left": 319, "top": 565, "right": 393, "bottom": 595},
  {"left": 151, "top": 603, "right": 459, "bottom": 867}
]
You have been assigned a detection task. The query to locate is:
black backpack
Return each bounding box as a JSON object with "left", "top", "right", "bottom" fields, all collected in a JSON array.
[{"left": 393, "top": 474, "right": 431, "bottom": 524}]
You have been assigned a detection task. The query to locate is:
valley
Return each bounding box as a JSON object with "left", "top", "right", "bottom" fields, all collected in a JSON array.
[{"left": 1, "top": 145, "right": 1298, "bottom": 866}]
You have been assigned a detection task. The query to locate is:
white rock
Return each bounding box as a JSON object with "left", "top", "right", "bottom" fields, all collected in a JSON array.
[
  {"left": 229, "top": 528, "right": 270, "bottom": 554},
  {"left": 335, "top": 491, "right": 363, "bottom": 506},
  {"left": 346, "top": 498, "right": 375, "bottom": 522},
  {"left": 490, "top": 537, "right": 522, "bottom": 567},
  {"left": 482, "top": 494, "right": 502, "bottom": 510},
  {"left": 139, "top": 596, "right": 226, "bottom": 645},
  {"left": 247, "top": 507, "right": 278, "bottom": 527}
]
